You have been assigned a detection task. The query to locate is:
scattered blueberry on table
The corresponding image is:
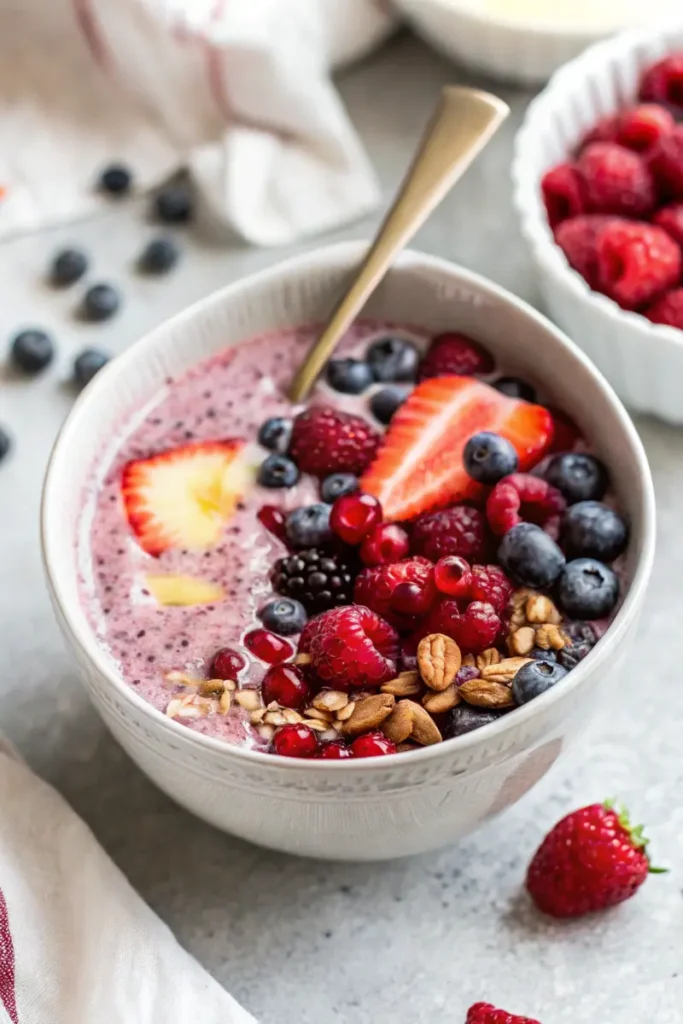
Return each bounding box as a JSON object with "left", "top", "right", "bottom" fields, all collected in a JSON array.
[
  {"left": 74, "top": 348, "right": 110, "bottom": 388},
  {"left": 138, "top": 236, "right": 179, "bottom": 274},
  {"left": 10, "top": 328, "right": 54, "bottom": 374},
  {"left": 154, "top": 183, "right": 194, "bottom": 224},
  {"left": 99, "top": 163, "right": 132, "bottom": 196},
  {"left": 0, "top": 427, "right": 11, "bottom": 463},
  {"left": 81, "top": 283, "right": 121, "bottom": 322},
  {"left": 50, "top": 248, "right": 88, "bottom": 287}
]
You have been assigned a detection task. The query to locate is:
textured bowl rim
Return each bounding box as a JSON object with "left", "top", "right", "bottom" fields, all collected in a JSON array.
[
  {"left": 395, "top": 0, "right": 621, "bottom": 41},
  {"left": 41, "top": 240, "right": 656, "bottom": 773},
  {"left": 512, "top": 21, "right": 683, "bottom": 351}
]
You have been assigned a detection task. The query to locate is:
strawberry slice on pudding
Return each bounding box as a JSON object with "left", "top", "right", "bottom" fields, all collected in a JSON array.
[
  {"left": 122, "top": 439, "right": 249, "bottom": 555},
  {"left": 361, "top": 375, "right": 554, "bottom": 522}
]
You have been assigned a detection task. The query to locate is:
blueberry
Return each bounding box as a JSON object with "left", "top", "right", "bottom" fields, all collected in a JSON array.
[
  {"left": 545, "top": 453, "right": 608, "bottom": 504},
  {"left": 325, "top": 358, "right": 373, "bottom": 395},
  {"left": 463, "top": 431, "right": 519, "bottom": 484},
  {"left": 50, "top": 248, "right": 88, "bottom": 286},
  {"left": 82, "top": 283, "right": 120, "bottom": 322},
  {"left": 493, "top": 376, "right": 536, "bottom": 402},
  {"left": 321, "top": 473, "right": 358, "bottom": 503},
  {"left": 529, "top": 646, "right": 557, "bottom": 662},
  {"left": 285, "top": 503, "right": 332, "bottom": 548},
  {"left": 258, "top": 454, "right": 300, "bottom": 488},
  {"left": 10, "top": 329, "right": 54, "bottom": 374},
  {"left": 556, "top": 558, "right": 619, "bottom": 619},
  {"left": 367, "top": 336, "right": 420, "bottom": 383},
  {"left": 498, "top": 523, "right": 566, "bottom": 588},
  {"left": 154, "top": 183, "right": 194, "bottom": 224},
  {"left": 443, "top": 704, "right": 509, "bottom": 739},
  {"left": 560, "top": 501, "right": 628, "bottom": 562},
  {"left": 259, "top": 597, "right": 307, "bottom": 636},
  {"left": 558, "top": 621, "right": 598, "bottom": 670},
  {"left": 258, "top": 417, "right": 292, "bottom": 453},
  {"left": 512, "top": 659, "right": 568, "bottom": 704},
  {"left": 74, "top": 348, "right": 110, "bottom": 387},
  {"left": 370, "top": 385, "right": 410, "bottom": 424},
  {"left": 99, "top": 164, "right": 132, "bottom": 196},
  {"left": 138, "top": 236, "right": 179, "bottom": 274},
  {"left": 0, "top": 427, "right": 11, "bottom": 463}
]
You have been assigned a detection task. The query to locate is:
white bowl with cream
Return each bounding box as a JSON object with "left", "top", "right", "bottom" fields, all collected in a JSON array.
[{"left": 394, "top": 0, "right": 679, "bottom": 84}]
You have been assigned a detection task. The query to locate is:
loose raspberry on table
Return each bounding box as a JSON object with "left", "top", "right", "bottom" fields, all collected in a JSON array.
[
  {"left": 486, "top": 474, "right": 566, "bottom": 536},
  {"left": 427, "top": 598, "right": 502, "bottom": 654},
  {"left": 596, "top": 220, "right": 682, "bottom": 310},
  {"left": 411, "top": 505, "right": 490, "bottom": 563},
  {"left": 653, "top": 202, "right": 683, "bottom": 247},
  {"left": 616, "top": 103, "right": 675, "bottom": 153},
  {"left": 307, "top": 605, "right": 399, "bottom": 688},
  {"left": 540, "top": 163, "right": 586, "bottom": 228},
  {"left": 645, "top": 288, "right": 683, "bottom": 329},
  {"left": 553, "top": 214, "right": 613, "bottom": 289},
  {"left": 648, "top": 126, "right": 683, "bottom": 200},
  {"left": 289, "top": 406, "right": 380, "bottom": 477},
  {"left": 469, "top": 564, "right": 513, "bottom": 615},
  {"left": 354, "top": 557, "right": 434, "bottom": 626},
  {"left": 639, "top": 54, "right": 683, "bottom": 114},
  {"left": 578, "top": 142, "right": 655, "bottom": 217},
  {"left": 416, "top": 332, "right": 495, "bottom": 381},
  {"left": 466, "top": 1002, "right": 542, "bottom": 1024}
]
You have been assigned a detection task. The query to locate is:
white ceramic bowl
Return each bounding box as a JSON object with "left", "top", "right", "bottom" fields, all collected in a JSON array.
[
  {"left": 41, "top": 241, "right": 655, "bottom": 861},
  {"left": 514, "top": 23, "right": 683, "bottom": 423},
  {"left": 393, "top": 0, "right": 614, "bottom": 85}
]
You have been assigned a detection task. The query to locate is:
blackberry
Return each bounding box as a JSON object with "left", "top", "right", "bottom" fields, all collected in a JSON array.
[{"left": 272, "top": 548, "right": 355, "bottom": 614}]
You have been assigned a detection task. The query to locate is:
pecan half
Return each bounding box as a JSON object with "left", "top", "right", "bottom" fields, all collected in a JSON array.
[
  {"left": 458, "top": 679, "right": 515, "bottom": 709},
  {"left": 535, "top": 623, "right": 568, "bottom": 650},
  {"left": 422, "top": 683, "right": 461, "bottom": 714},
  {"left": 507, "top": 626, "right": 536, "bottom": 656},
  {"left": 381, "top": 701, "right": 414, "bottom": 744},
  {"left": 480, "top": 657, "right": 531, "bottom": 684},
  {"left": 341, "top": 693, "right": 395, "bottom": 737},
  {"left": 526, "top": 594, "right": 561, "bottom": 625},
  {"left": 380, "top": 670, "right": 423, "bottom": 697},
  {"left": 417, "top": 633, "right": 461, "bottom": 691},
  {"left": 476, "top": 647, "right": 501, "bottom": 671}
]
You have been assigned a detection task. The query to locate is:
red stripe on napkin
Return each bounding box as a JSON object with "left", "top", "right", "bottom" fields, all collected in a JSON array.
[{"left": 0, "top": 889, "right": 18, "bottom": 1024}]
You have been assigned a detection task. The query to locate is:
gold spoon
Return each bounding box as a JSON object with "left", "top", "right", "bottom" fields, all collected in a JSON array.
[{"left": 289, "top": 86, "right": 510, "bottom": 403}]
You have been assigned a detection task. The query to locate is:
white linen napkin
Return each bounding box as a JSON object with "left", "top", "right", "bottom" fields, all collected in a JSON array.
[
  {"left": 0, "top": 737, "right": 256, "bottom": 1024},
  {"left": 0, "top": 0, "right": 395, "bottom": 246}
]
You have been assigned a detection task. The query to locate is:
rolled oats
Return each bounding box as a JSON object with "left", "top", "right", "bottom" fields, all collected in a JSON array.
[
  {"left": 235, "top": 689, "right": 263, "bottom": 711},
  {"left": 313, "top": 690, "right": 349, "bottom": 712},
  {"left": 336, "top": 701, "right": 356, "bottom": 722}
]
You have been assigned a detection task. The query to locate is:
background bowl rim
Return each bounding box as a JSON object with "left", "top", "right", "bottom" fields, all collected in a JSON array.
[
  {"left": 512, "top": 21, "right": 683, "bottom": 351},
  {"left": 41, "top": 240, "right": 656, "bottom": 773}
]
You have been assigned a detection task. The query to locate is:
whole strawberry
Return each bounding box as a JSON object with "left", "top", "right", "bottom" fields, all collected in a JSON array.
[
  {"left": 526, "top": 801, "right": 662, "bottom": 918},
  {"left": 467, "top": 1003, "right": 541, "bottom": 1024}
]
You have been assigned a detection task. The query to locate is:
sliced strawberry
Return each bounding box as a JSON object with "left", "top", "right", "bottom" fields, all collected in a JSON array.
[
  {"left": 360, "top": 376, "right": 554, "bottom": 522},
  {"left": 122, "top": 440, "right": 249, "bottom": 556}
]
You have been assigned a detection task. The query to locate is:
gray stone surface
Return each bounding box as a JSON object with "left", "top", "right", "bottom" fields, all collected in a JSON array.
[{"left": 1, "top": 31, "right": 681, "bottom": 1024}]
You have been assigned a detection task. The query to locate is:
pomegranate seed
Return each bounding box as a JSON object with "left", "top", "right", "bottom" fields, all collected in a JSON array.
[
  {"left": 359, "top": 522, "right": 410, "bottom": 566},
  {"left": 261, "top": 664, "right": 310, "bottom": 709},
  {"left": 316, "top": 740, "right": 353, "bottom": 759},
  {"left": 390, "top": 580, "right": 435, "bottom": 617},
  {"left": 244, "top": 628, "right": 293, "bottom": 664},
  {"left": 272, "top": 723, "right": 318, "bottom": 758},
  {"left": 330, "top": 492, "right": 382, "bottom": 545},
  {"left": 350, "top": 730, "right": 396, "bottom": 757},
  {"left": 434, "top": 556, "right": 472, "bottom": 598},
  {"left": 211, "top": 647, "right": 246, "bottom": 680},
  {"left": 257, "top": 504, "right": 288, "bottom": 542}
]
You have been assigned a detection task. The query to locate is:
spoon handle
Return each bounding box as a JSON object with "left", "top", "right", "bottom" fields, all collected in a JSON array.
[{"left": 289, "top": 86, "right": 509, "bottom": 403}]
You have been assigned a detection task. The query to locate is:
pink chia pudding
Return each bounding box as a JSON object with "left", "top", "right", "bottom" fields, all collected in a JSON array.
[{"left": 79, "top": 321, "right": 628, "bottom": 759}]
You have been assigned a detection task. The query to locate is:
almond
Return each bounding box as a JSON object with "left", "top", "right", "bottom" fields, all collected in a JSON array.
[
  {"left": 417, "top": 633, "right": 461, "bottom": 691},
  {"left": 341, "top": 693, "right": 395, "bottom": 737},
  {"left": 381, "top": 701, "right": 414, "bottom": 744},
  {"left": 380, "top": 671, "right": 423, "bottom": 697},
  {"left": 336, "top": 701, "right": 356, "bottom": 722},
  {"left": 401, "top": 701, "right": 442, "bottom": 745},
  {"left": 458, "top": 679, "right": 515, "bottom": 709},
  {"left": 422, "top": 683, "right": 461, "bottom": 714},
  {"left": 199, "top": 678, "right": 225, "bottom": 696},
  {"left": 219, "top": 690, "right": 232, "bottom": 714}
]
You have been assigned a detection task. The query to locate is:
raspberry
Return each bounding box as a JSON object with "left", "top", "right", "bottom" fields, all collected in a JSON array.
[
  {"left": 354, "top": 557, "right": 434, "bottom": 626},
  {"left": 486, "top": 474, "right": 566, "bottom": 536},
  {"left": 540, "top": 162, "right": 586, "bottom": 228},
  {"left": 596, "top": 220, "right": 682, "bottom": 310},
  {"left": 648, "top": 126, "right": 683, "bottom": 199},
  {"left": 307, "top": 605, "right": 399, "bottom": 688},
  {"left": 581, "top": 113, "right": 621, "bottom": 147},
  {"left": 467, "top": 1002, "right": 542, "bottom": 1024},
  {"left": 417, "top": 332, "right": 494, "bottom": 381},
  {"left": 654, "top": 202, "right": 683, "bottom": 246},
  {"left": 578, "top": 143, "right": 655, "bottom": 217},
  {"left": 645, "top": 288, "right": 683, "bottom": 329},
  {"left": 639, "top": 54, "right": 683, "bottom": 114},
  {"left": 617, "top": 104, "right": 675, "bottom": 153},
  {"left": 411, "top": 505, "right": 489, "bottom": 562},
  {"left": 296, "top": 617, "right": 318, "bottom": 655},
  {"left": 428, "top": 598, "right": 502, "bottom": 654},
  {"left": 469, "top": 564, "right": 513, "bottom": 615},
  {"left": 289, "top": 406, "right": 380, "bottom": 477},
  {"left": 554, "top": 214, "right": 613, "bottom": 289}
]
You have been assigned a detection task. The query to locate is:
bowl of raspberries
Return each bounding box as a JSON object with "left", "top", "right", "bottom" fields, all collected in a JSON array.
[{"left": 514, "top": 24, "right": 683, "bottom": 423}]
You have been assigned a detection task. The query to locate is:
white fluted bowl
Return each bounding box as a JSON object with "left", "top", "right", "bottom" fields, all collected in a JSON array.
[
  {"left": 41, "top": 242, "right": 654, "bottom": 860},
  {"left": 514, "top": 23, "right": 683, "bottom": 423}
]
